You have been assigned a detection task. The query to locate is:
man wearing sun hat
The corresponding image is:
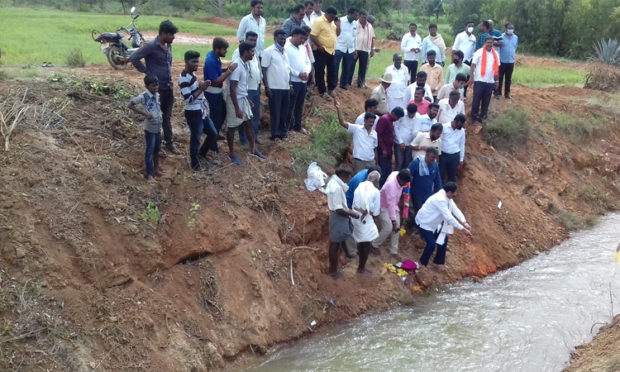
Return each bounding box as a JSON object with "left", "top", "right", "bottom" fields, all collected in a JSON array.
[{"left": 370, "top": 72, "right": 392, "bottom": 115}]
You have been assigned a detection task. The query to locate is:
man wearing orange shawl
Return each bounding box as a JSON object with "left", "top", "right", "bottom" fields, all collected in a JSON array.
[{"left": 468, "top": 36, "right": 500, "bottom": 125}]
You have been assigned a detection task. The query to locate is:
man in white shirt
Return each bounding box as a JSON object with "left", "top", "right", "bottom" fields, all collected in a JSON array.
[
  {"left": 401, "top": 23, "right": 422, "bottom": 83},
  {"left": 334, "top": 7, "right": 358, "bottom": 90},
  {"left": 232, "top": 32, "right": 262, "bottom": 145},
  {"left": 452, "top": 21, "right": 477, "bottom": 65},
  {"left": 394, "top": 102, "right": 420, "bottom": 170},
  {"left": 237, "top": 0, "right": 266, "bottom": 58},
  {"left": 415, "top": 182, "right": 472, "bottom": 267},
  {"left": 335, "top": 99, "right": 378, "bottom": 173},
  {"left": 469, "top": 36, "right": 500, "bottom": 125},
  {"left": 351, "top": 171, "right": 381, "bottom": 274},
  {"left": 226, "top": 43, "right": 266, "bottom": 165},
  {"left": 411, "top": 122, "right": 442, "bottom": 159},
  {"left": 326, "top": 164, "right": 360, "bottom": 279},
  {"left": 355, "top": 98, "right": 379, "bottom": 130},
  {"left": 439, "top": 114, "right": 466, "bottom": 183},
  {"left": 285, "top": 28, "right": 311, "bottom": 133},
  {"left": 302, "top": 0, "right": 314, "bottom": 26},
  {"left": 385, "top": 54, "right": 409, "bottom": 112},
  {"left": 354, "top": 10, "right": 375, "bottom": 89},
  {"left": 262, "top": 30, "right": 291, "bottom": 140},
  {"left": 310, "top": 0, "right": 323, "bottom": 23},
  {"left": 437, "top": 90, "right": 465, "bottom": 124},
  {"left": 404, "top": 70, "right": 433, "bottom": 105},
  {"left": 413, "top": 102, "right": 439, "bottom": 132},
  {"left": 437, "top": 73, "right": 467, "bottom": 101}
]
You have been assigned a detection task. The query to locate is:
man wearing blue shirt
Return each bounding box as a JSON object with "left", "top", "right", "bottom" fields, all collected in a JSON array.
[
  {"left": 498, "top": 22, "right": 518, "bottom": 99},
  {"left": 406, "top": 147, "right": 442, "bottom": 226},
  {"left": 345, "top": 166, "right": 381, "bottom": 208},
  {"left": 204, "top": 38, "right": 237, "bottom": 150}
]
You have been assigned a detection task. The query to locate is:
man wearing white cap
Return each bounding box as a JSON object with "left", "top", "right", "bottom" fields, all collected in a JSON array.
[{"left": 370, "top": 72, "right": 392, "bottom": 115}]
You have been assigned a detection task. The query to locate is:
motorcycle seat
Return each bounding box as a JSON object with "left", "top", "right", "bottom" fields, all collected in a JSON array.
[{"left": 99, "top": 32, "right": 123, "bottom": 41}]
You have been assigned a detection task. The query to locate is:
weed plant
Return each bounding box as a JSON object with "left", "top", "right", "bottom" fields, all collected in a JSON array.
[
  {"left": 482, "top": 108, "right": 531, "bottom": 152},
  {"left": 66, "top": 48, "right": 85, "bottom": 67},
  {"left": 292, "top": 115, "right": 352, "bottom": 174},
  {"left": 541, "top": 112, "right": 607, "bottom": 144}
]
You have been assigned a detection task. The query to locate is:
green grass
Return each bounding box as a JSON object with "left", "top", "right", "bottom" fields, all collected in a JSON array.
[
  {"left": 0, "top": 7, "right": 237, "bottom": 66},
  {"left": 291, "top": 115, "right": 351, "bottom": 175},
  {"left": 482, "top": 108, "right": 531, "bottom": 152},
  {"left": 541, "top": 112, "right": 608, "bottom": 144},
  {"left": 512, "top": 66, "right": 585, "bottom": 88}
]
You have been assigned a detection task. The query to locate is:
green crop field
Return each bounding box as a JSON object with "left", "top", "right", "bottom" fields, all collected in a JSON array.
[{"left": 0, "top": 7, "right": 237, "bottom": 66}]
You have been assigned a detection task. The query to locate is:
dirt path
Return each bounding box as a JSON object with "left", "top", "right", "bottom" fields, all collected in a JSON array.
[{"left": 141, "top": 32, "right": 238, "bottom": 45}]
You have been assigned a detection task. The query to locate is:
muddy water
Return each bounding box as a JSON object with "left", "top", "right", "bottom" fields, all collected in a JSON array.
[{"left": 253, "top": 214, "right": 620, "bottom": 371}]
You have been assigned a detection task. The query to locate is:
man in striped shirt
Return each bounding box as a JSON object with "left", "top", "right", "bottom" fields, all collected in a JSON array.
[{"left": 179, "top": 50, "right": 215, "bottom": 171}]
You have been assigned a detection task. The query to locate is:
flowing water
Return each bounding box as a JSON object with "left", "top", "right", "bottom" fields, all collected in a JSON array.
[{"left": 252, "top": 214, "right": 620, "bottom": 372}]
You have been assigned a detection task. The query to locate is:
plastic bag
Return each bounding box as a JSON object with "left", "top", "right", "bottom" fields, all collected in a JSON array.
[{"left": 304, "top": 162, "right": 328, "bottom": 192}]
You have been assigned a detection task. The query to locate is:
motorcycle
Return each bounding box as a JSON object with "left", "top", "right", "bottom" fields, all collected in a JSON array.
[{"left": 91, "top": 6, "right": 145, "bottom": 70}]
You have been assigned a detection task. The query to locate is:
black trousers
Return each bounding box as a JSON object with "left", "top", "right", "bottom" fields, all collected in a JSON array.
[
  {"left": 498, "top": 63, "right": 515, "bottom": 97},
  {"left": 356, "top": 50, "right": 369, "bottom": 86},
  {"left": 404, "top": 60, "right": 418, "bottom": 83},
  {"left": 439, "top": 151, "right": 460, "bottom": 183},
  {"left": 471, "top": 81, "right": 494, "bottom": 122},
  {"left": 314, "top": 49, "right": 336, "bottom": 94},
  {"left": 159, "top": 88, "right": 174, "bottom": 147}
]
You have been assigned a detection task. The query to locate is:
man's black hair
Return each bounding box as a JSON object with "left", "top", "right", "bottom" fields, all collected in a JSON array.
[
  {"left": 184, "top": 50, "right": 200, "bottom": 61},
  {"left": 426, "top": 50, "right": 436, "bottom": 57},
  {"left": 251, "top": 0, "right": 263, "bottom": 7},
  {"left": 426, "top": 147, "right": 439, "bottom": 155},
  {"left": 239, "top": 42, "right": 254, "bottom": 56},
  {"left": 428, "top": 23, "right": 438, "bottom": 29},
  {"left": 364, "top": 98, "right": 378, "bottom": 110},
  {"left": 429, "top": 103, "right": 440, "bottom": 110},
  {"left": 292, "top": 27, "right": 307, "bottom": 36},
  {"left": 159, "top": 20, "right": 178, "bottom": 35},
  {"left": 397, "top": 169, "right": 412, "bottom": 183},
  {"left": 213, "top": 37, "right": 229, "bottom": 50},
  {"left": 453, "top": 50, "right": 464, "bottom": 60},
  {"left": 409, "top": 23, "right": 417, "bottom": 27},
  {"left": 444, "top": 181, "right": 458, "bottom": 193},
  {"left": 430, "top": 123, "right": 443, "bottom": 132},
  {"left": 335, "top": 164, "right": 354, "bottom": 178},
  {"left": 304, "top": 0, "right": 314, "bottom": 7},
  {"left": 347, "top": 7, "right": 359, "bottom": 14},
  {"left": 364, "top": 113, "right": 377, "bottom": 121},
  {"left": 406, "top": 103, "right": 418, "bottom": 114},
  {"left": 391, "top": 106, "right": 405, "bottom": 118},
  {"left": 292, "top": 4, "right": 304, "bottom": 13},
  {"left": 455, "top": 73, "right": 467, "bottom": 82},
  {"left": 245, "top": 31, "right": 258, "bottom": 39},
  {"left": 416, "top": 71, "right": 427, "bottom": 79},
  {"left": 144, "top": 75, "right": 158, "bottom": 86},
  {"left": 325, "top": 6, "right": 338, "bottom": 15},
  {"left": 481, "top": 20, "right": 491, "bottom": 29},
  {"left": 449, "top": 90, "right": 461, "bottom": 100},
  {"left": 274, "top": 29, "right": 286, "bottom": 38},
  {"left": 454, "top": 113, "right": 467, "bottom": 123}
]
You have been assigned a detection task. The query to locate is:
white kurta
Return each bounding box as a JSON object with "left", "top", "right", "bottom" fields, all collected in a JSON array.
[{"left": 351, "top": 181, "right": 381, "bottom": 243}]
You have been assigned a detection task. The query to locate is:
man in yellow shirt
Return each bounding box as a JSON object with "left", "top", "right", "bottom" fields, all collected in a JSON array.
[{"left": 310, "top": 6, "right": 339, "bottom": 101}]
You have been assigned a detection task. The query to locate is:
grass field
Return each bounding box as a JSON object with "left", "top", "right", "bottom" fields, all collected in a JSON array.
[
  {"left": 365, "top": 52, "right": 585, "bottom": 87},
  {"left": 0, "top": 7, "right": 236, "bottom": 66}
]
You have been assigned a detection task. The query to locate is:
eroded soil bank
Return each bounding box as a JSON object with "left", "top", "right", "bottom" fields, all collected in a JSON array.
[{"left": 0, "top": 61, "right": 618, "bottom": 370}]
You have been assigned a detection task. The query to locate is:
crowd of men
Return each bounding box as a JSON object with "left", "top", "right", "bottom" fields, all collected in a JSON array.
[{"left": 126, "top": 1, "right": 518, "bottom": 278}]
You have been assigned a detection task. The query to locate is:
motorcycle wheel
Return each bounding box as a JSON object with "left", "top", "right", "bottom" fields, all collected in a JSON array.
[{"left": 106, "top": 45, "right": 127, "bottom": 70}]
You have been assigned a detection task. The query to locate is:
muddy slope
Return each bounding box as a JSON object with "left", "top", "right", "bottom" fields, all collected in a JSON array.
[{"left": 0, "top": 66, "right": 618, "bottom": 371}]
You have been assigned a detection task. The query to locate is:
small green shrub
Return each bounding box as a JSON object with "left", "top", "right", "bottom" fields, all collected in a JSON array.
[
  {"left": 541, "top": 112, "right": 607, "bottom": 144},
  {"left": 66, "top": 48, "right": 85, "bottom": 67},
  {"left": 291, "top": 115, "right": 352, "bottom": 174},
  {"left": 557, "top": 211, "right": 595, "bottom": 231},
  {"left": 141, "top": 202, "right": 161, "bottom": 226},
  {"left": 482, "top": 108, "right": 530, "bottom": 152},
  {"left": 589, "top": 38, "right": 620, "bottom": 66}
]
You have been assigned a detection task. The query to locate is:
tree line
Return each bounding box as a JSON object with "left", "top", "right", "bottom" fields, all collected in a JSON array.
[{"left": 2, "top": 0, "right": 618, "bottom": 58}]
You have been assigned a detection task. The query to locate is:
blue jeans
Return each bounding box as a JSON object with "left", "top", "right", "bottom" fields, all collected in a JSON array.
[
  {"left": 419, "top": 227, "right": 448, "bottom": 266},
  {"left": 239, "top": 88, "right": 260, "bottom": 142},
  {"left": 334, "top": 50, "right": 354, "bottom": 88},
  {"left": 199, "top": 115, "right": 218, "bottom": 158},
  {"left": 377, "top": 151, "right": 392, "bottom": 187},
  {"left": 287, "top": 82, "right": 307, "bottom": 131},
  {"left": 144, "top": 130, "right": 161, "bottom": 176},
  {"left": 205, "top": 92, "right": 225, "bottom": 143},
  {"left": 269, "top": 89, "right": 290, "bottom": 139}
]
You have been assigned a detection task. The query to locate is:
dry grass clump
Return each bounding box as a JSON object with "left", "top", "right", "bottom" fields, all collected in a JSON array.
[{"left": 584, "top": 62, "right": 620, "bottom": 92}]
